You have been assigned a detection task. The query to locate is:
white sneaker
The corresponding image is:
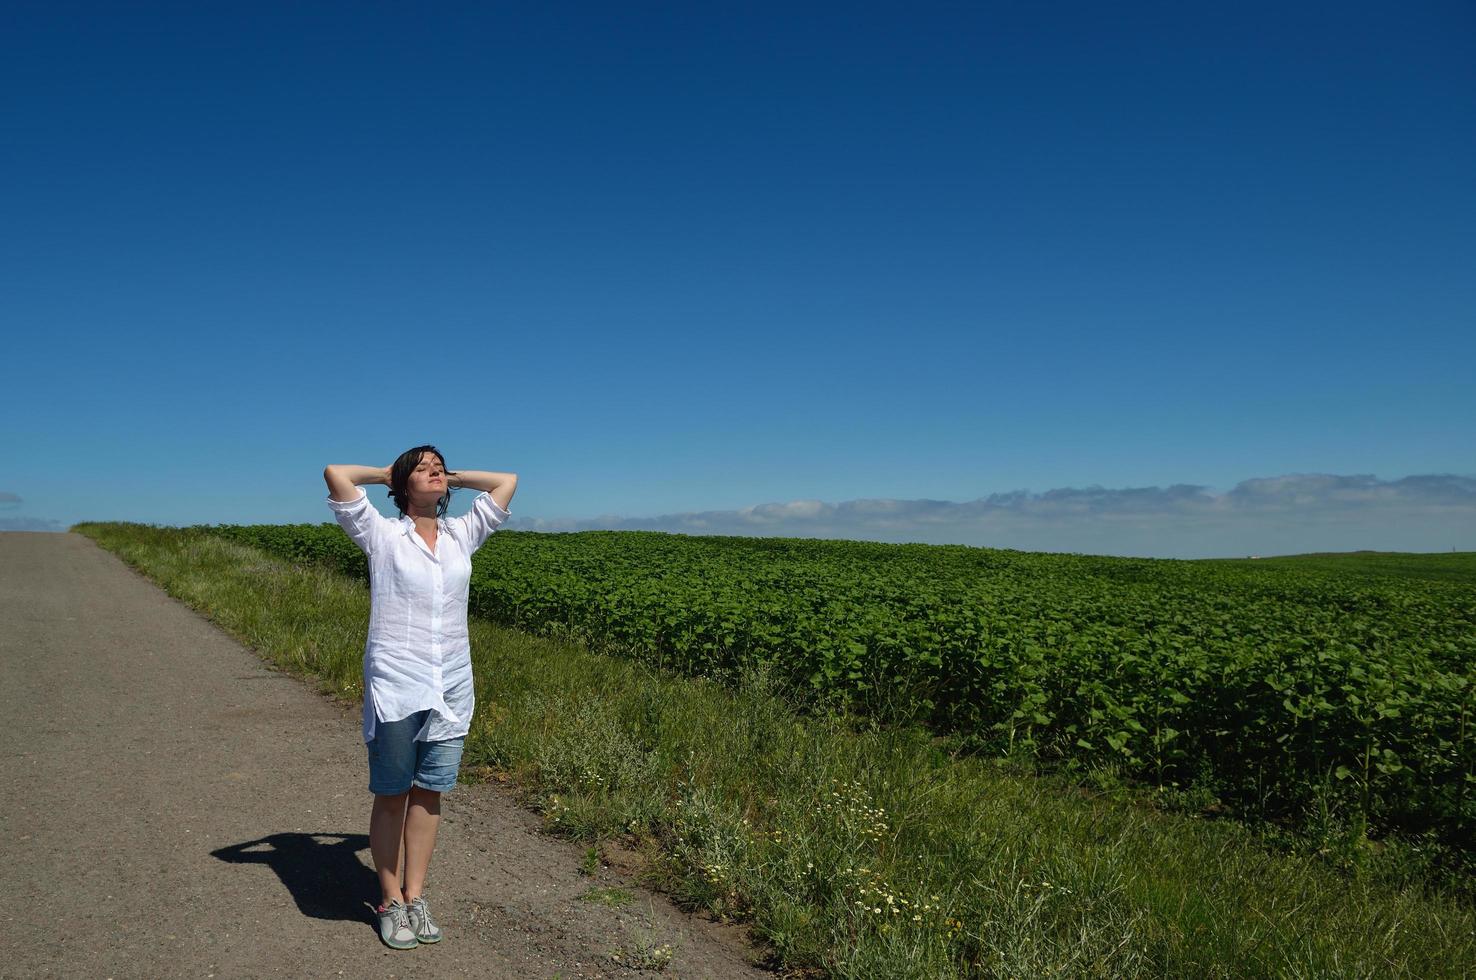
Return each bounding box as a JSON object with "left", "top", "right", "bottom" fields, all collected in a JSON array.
[
  {"left": 407, "top": 895, "right": 443, "bottom": 943},
  {"left": 376, "top": 899, "right": 419, "bottom": 949}
]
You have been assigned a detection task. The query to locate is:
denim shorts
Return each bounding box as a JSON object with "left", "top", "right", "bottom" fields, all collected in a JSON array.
[{"left": 366, "top": 709, "right": 466, "bottom": 796}]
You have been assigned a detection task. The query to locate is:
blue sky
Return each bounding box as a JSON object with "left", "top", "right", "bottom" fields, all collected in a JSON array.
[{"left": 3, "top": 2, "right": 1473, "bottom": 557}]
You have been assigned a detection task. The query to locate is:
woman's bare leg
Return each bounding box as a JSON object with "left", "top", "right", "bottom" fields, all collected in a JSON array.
[
  {"left": 401, "top": 786, "right": 442, "bottom": 902},
  {"left": 370, "top": 791, "right": 410, "bottom": 906}
]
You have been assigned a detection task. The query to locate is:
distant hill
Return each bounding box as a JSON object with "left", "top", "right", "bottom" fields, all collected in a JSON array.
[{"left": 1207, "top": 550, "right": 1476, "bottom": 584}]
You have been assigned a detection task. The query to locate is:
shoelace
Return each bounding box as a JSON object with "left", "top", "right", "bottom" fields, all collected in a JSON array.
[
  {"left": 410, "top": 897, "right": 438, "bottom": 933},
  {"left": 382, "top": 901, "right": 413, "bottom": 935}
]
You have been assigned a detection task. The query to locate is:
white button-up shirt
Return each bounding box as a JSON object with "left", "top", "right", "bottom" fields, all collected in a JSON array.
[{"left": 326, "top": 486, "right": 511, "bottom": 744}]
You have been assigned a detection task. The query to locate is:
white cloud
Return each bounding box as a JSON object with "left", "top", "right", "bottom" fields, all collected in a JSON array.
[
  {"left": 0, "top": 491, "right": 67, "bottom": 530},
  {"left": 0, "top": 515, "right": 68, "bottom": 532},
  {"left": 506, "top": 473, "right": 1476, "bottom": 558}
]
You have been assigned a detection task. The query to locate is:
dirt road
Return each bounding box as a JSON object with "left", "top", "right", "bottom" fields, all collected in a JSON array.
[{"left": 0, "top": 531, "right": 775, "bottom": 979}]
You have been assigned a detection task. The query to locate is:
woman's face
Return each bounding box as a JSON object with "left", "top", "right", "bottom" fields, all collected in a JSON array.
[{"left": 408, "top": 453, "right": 447, "bottom": 500}]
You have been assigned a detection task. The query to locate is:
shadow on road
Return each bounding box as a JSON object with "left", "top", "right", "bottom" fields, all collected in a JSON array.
[{"left": 211, "top": 833, "right": 377, "bottom": 922}]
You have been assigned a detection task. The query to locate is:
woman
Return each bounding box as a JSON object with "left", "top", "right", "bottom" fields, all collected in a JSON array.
[{"left": 323, "top": 446, "right": 518, "bottom": 950}]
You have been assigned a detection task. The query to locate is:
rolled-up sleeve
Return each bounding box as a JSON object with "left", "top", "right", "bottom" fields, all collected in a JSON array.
[
  {"left": 327, "top": 486, "right": 387, "bottom": 557},
  {"left": 455, "top": 491, "right": 512, "bottom": 554}
]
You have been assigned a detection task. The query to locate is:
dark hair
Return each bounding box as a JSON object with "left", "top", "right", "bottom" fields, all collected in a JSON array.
[{"left": 388, "top": 445, "right": 461, "bottom": 519}]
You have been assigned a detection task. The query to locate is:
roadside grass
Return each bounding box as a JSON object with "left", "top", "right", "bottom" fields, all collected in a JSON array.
[
  {"left": 580, "top": 886, "right": 635, "bottom": 907},
  {"left": 73, "top": 522, "right": 1476, "bottom": 978}
]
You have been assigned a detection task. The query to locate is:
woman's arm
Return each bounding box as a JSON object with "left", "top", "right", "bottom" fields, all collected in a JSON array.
[
  {"left": 323, "top": 464, "right": 391, "bottom": 502},
  {"left": 448, "top": 470, "right": 518, "bottom": 511}
]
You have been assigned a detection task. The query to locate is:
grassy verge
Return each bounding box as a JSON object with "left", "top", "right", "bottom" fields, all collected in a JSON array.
[{"left": 74, "top": 523, "right": 1475, "bottom": 978}]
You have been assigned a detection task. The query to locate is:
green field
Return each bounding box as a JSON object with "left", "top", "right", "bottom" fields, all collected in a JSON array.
[
  {"left": 77, "top": 521, "right": 1476, "bottom": 977},
  {"left": 199, "top": 520, "right": 1475, "bottom": 882}
]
